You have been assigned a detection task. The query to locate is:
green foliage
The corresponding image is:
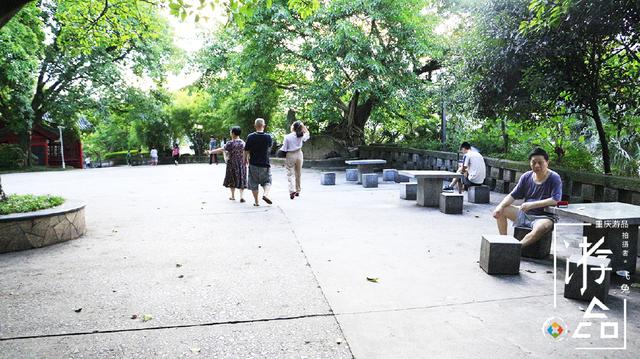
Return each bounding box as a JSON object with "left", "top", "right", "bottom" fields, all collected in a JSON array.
[
  {"left": 0, "top": 144, "right": 29, "bottom": 169},
  {"left": 0, "top": 194, "right": 64, "bottom": 215}
]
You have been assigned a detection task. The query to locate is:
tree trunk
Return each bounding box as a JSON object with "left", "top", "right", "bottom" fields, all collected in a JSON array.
[
  {"left": 590, "top": 101, "right": 611, "bottom": 175},
  {"left": 0, "top": 0, "right": 30, "bottom": 29},
  {"left": 0, "top": 176, "right": 7, "bottom": 201},
  {"left": 500, "top": 117, "right": 509, "bottom": 153}
]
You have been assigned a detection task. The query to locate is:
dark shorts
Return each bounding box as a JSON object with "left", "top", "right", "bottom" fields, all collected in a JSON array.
[
  {"left": 462, "top": 176, "right": 483, "bottom": 187},
  {"left": 248, "top": 165, "right": 272, "bottom": 190}
]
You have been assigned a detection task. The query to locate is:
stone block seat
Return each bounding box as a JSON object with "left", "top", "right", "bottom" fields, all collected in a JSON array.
[
  {"left": 564, "top": 255, "right": 611, "bottom": 303},
  {"left": 468, "top": 185, "right": 490, "bottom": 204},
  {"left": 346, "top": 168, "right": 358, "bottom": 182},
  {"left": 479, "top": 235, "right": 522, "bottom": 275},
  {"left": 383, "top": 169, "right": 398, "bottom": 182},
  {"left": 320, "top": 172, "right": 336, "bottom": 185},
  {"left": 362, "top": 173, "right": 378, "bottom": 188},
  {"left": 400, "top": 183, "right": 417, "bottom": 200},
  {"left": 439, "top": 192, "right": 463, "bottom": 214},
  {"left": 513, "top": 226, "right": 553, "bottom": 259}
]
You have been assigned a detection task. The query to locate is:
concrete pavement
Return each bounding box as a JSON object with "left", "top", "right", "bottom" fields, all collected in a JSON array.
[{"left": 0, "top": 163, "right": 638, "bottom": 358}]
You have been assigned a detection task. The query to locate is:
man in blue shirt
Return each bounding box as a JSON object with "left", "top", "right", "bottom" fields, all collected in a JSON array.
[
  {"left": 244, "top": 118, "right": 274, "bottom": 206},
  {"left": 492, "top": 147, "right": 562, "bottom": 248}
]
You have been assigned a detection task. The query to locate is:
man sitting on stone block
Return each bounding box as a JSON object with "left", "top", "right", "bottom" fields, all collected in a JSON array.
[
  {"left": 492, "top": 147, "right": 562, "bottom": 248},
  {"left": 443, "top": 142, "right": 486, "bottom": 193}
]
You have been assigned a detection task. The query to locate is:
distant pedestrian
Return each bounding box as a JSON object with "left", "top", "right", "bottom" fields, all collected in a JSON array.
[
  {"left": 126, "top": 150, "right": 132, "bottom": 166},
  {"left": 84, "top": 155, "right": 91, "bottom": 169},
  {"left": 172, "top": 143, "right": 180, "bottom": 165},
  {"left": 210, "top": 126, "right": 247, "bottom": 202},
  {"left": 150, "top": 147, "right": 158, "bottom": 166},
  {"left": 209, "top": 136, "right": 218, "bottom": 165},
  {"left": 244, "top": 118, "right": 273, "bottom": 206},
  {"left": 280, "top": 121, "right": 310, "bottom": 199}
]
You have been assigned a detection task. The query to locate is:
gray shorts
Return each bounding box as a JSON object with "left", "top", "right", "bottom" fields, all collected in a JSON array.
[
  {"left": 248, "top": 165, "right": 272, "bottom": 190},
  {"left": 514, "top": 209, "right": 557, "bottom": 229}
]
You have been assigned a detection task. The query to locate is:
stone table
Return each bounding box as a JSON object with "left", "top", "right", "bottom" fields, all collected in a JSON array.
[
  {"left": 549, "top": 202, "right": 640, "bottom": 274},
  {"left": 398, "top": 170, "right": 463, "bottom": 207},
  {"left": 345, "top": 159, "right": 387, "bottom": 184}
]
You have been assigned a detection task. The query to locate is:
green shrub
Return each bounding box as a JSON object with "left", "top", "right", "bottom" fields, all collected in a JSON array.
[
  {"left": 0, "top": 194, "right": 65, "bottom": 215},
  {"left": 0, "top": 144, "right": 27, "bottom": 169}
]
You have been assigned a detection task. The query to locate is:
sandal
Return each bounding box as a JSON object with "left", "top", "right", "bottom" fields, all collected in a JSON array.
[
  {"left": 229, "top": 197, "right": 235, "bottom": 200},
  {"left": 253, "top": 203, "right": 260, "bottom": 207},
  {"left": 295, "top": 192, "right": 299, "bottom": 197},
  {"left": 240, "top": 198, "right": 246, "bottom": 203},
  {"left": 262, "top": 196, "right": 273, "bottom": 205}
]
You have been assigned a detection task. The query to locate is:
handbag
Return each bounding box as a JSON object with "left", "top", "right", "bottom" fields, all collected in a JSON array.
[{"left": 276, "top": 148, "right": 287, "bottom": 158}]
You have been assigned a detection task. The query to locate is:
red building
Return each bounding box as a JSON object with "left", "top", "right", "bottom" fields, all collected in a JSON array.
[{"left": 0, "top": 122, "right": 84, "bottom": 168}]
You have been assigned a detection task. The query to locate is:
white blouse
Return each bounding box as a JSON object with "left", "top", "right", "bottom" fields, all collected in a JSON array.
[{"left": 281, "top": 132, "right": 310, "bottom": 152}]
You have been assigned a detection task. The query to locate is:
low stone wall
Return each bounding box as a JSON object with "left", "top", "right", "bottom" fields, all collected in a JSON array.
[
  {"left": 359, "top": 145, "right": 640, "bottom": 205},
  {"left": 0, "top": 200, "right": 86, "bottom": 253}
]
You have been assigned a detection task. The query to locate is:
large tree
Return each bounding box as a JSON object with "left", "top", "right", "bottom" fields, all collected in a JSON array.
[{"left": 203, "top": 0, "right": 445, "bottom": 146}]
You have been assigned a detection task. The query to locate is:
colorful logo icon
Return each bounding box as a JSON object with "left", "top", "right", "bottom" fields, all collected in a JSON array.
[
  {"left": 542, "top": 317, "right": 568, "bottom": 341},
  {"left": 547, "top": 322, "right": 564, "bottom": 338}
]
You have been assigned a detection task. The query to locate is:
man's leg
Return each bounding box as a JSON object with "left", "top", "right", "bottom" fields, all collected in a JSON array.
[
  {"left": 496, "top": 205, "right": 518, "bottom": 235},
  {"left": 209, "top": 154, "right": 213, "bottom": 164},
  {"left": 521, "top": 218, "right": 554, "bottom": 248}
]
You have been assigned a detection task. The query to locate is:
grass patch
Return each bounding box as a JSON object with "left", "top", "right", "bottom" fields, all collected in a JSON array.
[{"left": 0, "top": 194, "right": 65, "bottom": 215}]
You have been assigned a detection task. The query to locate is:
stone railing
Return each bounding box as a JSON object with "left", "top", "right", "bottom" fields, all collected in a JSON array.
[{"left": 359, "top": 145, "right": 640, "bottom": 205}]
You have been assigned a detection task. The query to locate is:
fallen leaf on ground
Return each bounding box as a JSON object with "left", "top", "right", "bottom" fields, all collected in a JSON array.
[
  {"left": 74, "top": 308, "right": 82, "bottom": 313},
  {"left": 178, "top": 275, "right": 184, "bottom": 278},
  {"left": 525, "top": 270, "right": 536, "bottom": 273},
  {"left": 366, "top": 277, "right": 379, "bottom": 283},
  {"left": 190, "top": 347, "right": 201, "bottom": 353},
  {"left": 131, "top": 314, "right": 138, "bottom": 319},
  {"left": 142, "top": 314, "right": 153, "bottom": 322},
  {"left": 112, "top": 229, "right": 118, "bottom": 233},
  {"left": 176, "top": 263, "right": 182, "bottom": 268},
  {"left": 474, "top": 215, "right": 479, "bottom": 218},
  {"left": 546, "top": 271, "right": 553, "bottom": 274}
]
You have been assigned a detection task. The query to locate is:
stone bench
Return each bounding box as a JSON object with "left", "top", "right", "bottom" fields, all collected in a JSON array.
[
  {"left": 400, "top": 183, "right": 417, "bottom": 200},
  {"left": 362, "top": 173, "right": 379, "bottom": 188},
  {"left": 513, "top": 226, "right": 553, "bottom": 259},
  {"left": 320, "top": 172, "right": 336, "bottom": 185},
  {"left": 346, "top": 168, "right": 358, "bottom": 182},
  {"left": 383, "top": 169, "right": 398, "bottom": 182},
  {"left": 439, "top": 193, "right": 463, "bottom": 214},
  {"left": 468, "top": 185, "right": 490, "bottom": 204},
  {"left": 564, "top": 255, "right": 611, "bottom": 303},
  {"left": 479, "top": 235, "right": 522, "bottom": 275}
]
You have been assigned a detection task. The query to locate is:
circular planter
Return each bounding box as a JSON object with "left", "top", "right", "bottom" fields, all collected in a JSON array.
[{"left": 0, "top": 200, "right": 86, "bottom": 253}]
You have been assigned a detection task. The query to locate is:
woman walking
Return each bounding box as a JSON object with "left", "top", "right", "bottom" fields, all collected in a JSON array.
[
  {"left": 172, "top": 143, "right": 180, "bottom": 165},
  {"left": 280, "top": 121, "right": 310, "bottom": 199},
  {"left": 210, "top": 126, "right": 247, "bottom": 202}
]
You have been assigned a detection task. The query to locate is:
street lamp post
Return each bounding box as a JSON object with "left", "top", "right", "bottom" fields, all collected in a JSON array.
[{"left": 58, "top": 126, "right": 66, "bottom": 169}]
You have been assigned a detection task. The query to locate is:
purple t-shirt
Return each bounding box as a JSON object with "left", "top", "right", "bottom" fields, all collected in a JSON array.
[{"left": 510, "top": 170, "right": 562, "bottom": 215}]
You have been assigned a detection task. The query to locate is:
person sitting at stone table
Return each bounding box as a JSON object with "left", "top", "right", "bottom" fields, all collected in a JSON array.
[{"left": 492, "top": 147, "right": 562, "bottom": 247}]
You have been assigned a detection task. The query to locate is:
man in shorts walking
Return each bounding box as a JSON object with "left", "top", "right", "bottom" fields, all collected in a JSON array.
[{"left": 244, "top": 118, "right": 274, "bottom": 206}]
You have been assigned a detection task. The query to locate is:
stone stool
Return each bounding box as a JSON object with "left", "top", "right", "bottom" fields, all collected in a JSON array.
[
  {"left": 320, "top": 172, "right": 336, "bottom": 185},
  {"left": 362, "top": 173, "right": 378, "bottom": 188},
  {"left": 564, "top": 255, "right": 611, "bottom": 303},
  {"left": 383, "top": 169, "right": 398, "bottom": 182},
  {"left": 480, "top": 235, "right": 522, "bottom": 274},
  {"left": 439, "top": 193, "right": 463, "bottom": 214},
  {"left": 346, "top": 168, "right": 358, "bottom": 182},
  {"left": 513, "top": 226, "right": 552, "bottom": 259},
  {"left": 400, "top": 183, "right": 417, "bottom": 200},
  {"left": 395, "top": 174, "right": 411, "bottom": 183},
  {"left": 468, "top": 185, "right": 490, "bottom": 204}
]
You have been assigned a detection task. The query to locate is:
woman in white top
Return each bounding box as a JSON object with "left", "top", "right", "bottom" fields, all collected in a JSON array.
[{"left": 280, "top": 121, "right": 310, "bottom": 199}]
